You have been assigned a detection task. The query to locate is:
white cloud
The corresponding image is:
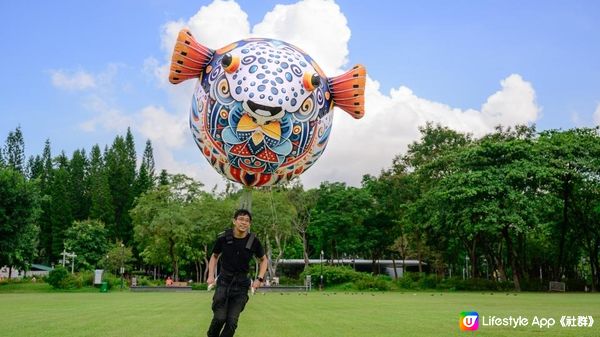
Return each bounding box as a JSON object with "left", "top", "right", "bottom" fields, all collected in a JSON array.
[
  {"left": 79, "top": 96, "right": 133, "bottom": 133},
  {"left": 593, "top": 103, "right": 600, "bottom": 125},
  {"left": 136, "top": 106, "right": 187, "bottom": 149},
  {"left": 252, "top": 0, "right": 350, "bottom": 74},
  {"left": 148, "top": 0, "right": 541, "bottom": 189},
  {"left": 50, "top": 69, "right": 96, "bottom": 90},
  {"left": 301, "top": 73, "right": 541, "bottom": 187},
  {"left": 481, "top": 74, "right": 539, "bottom": 128}
]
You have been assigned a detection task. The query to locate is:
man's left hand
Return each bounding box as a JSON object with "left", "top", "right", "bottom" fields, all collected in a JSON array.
[{"left": 252, "top": 279, "right": 263, "bottom": 289}]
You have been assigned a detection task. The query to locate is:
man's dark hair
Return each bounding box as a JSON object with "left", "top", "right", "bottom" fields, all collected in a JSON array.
[{"left": 233, "top": 209, "right": 252, "bottom": 221}]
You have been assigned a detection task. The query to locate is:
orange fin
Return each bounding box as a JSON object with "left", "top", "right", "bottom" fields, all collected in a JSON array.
[
  {"left": 328, "top": 65, "right": 366, "bottom": 119},
  {"left": 169, "top": 29, "right": 215, "bottom": 84}
]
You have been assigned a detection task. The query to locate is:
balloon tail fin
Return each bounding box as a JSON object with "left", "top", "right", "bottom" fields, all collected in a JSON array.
[
  {"left": 169, "top": 29, "right": 214, "bottom": 84},
  {"left": 328, "top": 65, "right": 366, "bottom": 119}
]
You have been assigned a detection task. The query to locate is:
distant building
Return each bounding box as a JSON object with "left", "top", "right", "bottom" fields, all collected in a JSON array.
[
  {"left": 0, "top": 264, "right": 53, "bottom": 279},
  {"left": 276, "top": 259, "right": 427, "bottom": 278}
]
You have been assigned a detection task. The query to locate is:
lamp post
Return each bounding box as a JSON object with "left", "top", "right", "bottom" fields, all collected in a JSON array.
[
  {"left": 465, "top": 255, "right": 470, "bottom": 279},
  {"left": 120, "top": 243, "right": 125, "bottom": 290},
  {"left": 320, "top": 250, "right": 324, "bottom": 291}
]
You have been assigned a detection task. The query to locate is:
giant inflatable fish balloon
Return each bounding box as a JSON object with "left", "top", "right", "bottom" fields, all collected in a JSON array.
[{"left": 169, "top": 29, "right": 366, "bottom": 187}]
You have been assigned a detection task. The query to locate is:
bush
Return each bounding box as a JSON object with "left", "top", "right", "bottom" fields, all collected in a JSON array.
[
  {"left": 300, "top": 265, "right": 364, "bottom": 286},
  {"left": 74, "top": 270, "right": 95, "bottom": 287},
  {"left": 134, "top": 276, "right": 163, "bottom": 286},
  {"left": 355, "top": 275, "right": 392, "bottom": 291},
  {"left": 435, "top": 277, "right": 513, "bottom": 291},
  {"left": 103, "top": 273, "right": 124, "bottom": 289},
  {"left": 47, "top": 267, "right": 70, "bottom": 289},
  {"left": 192, "top": 283, "right": 208, "bottom": 290}
]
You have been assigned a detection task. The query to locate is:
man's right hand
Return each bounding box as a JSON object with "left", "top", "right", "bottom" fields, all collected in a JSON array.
[{"left": 207, "top": 276, "right": 216, "bottom": 290}]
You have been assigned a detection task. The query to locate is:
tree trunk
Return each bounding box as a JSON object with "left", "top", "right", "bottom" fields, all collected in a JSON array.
[
  {"left": 265, "top": 233, "right": 274, "bottom": 279},
  {"left": 493, "top": 242, "right": 507, "bottom": 282},
  {"left": 556, "top": 176, "right": 571, "bottom": 280},
  {"left": 203, "top": 244, "right": 210, "bottom": 281},
  {"left": 392, "top": 257, "right": 398, "bottom": 280},
  {"left": 591, "top": 243, "right": 599, "bottom": 292},
  {"left": 271, "top": 233, "right": 286, "bottom": 278},
  {"left": 168, "top": 237, "right": 177, "bottom": 281},
  {"left": 465, "top": 236, "right": 478, "bottom": 279},
  {"left": 503, "top": 225, "right": 521, "bottom": 291},
  {"left": 301, "top": 229, "right": 309, "bottom": 271},
  {"left": 195, "top": 260, "right": 201, "bottom": 283}
]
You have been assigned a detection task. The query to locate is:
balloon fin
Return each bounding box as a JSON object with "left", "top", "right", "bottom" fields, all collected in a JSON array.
[
  {"left": 328, "top": 65, "right": 366, "bottom": 119},
  {"left": 169, "top": 29, "right": 215, "bottom": 84}
]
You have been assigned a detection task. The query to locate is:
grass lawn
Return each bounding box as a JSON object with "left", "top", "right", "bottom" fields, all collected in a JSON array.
[{"left": 1, "top": 288, "right": 599, "bottom": 337}]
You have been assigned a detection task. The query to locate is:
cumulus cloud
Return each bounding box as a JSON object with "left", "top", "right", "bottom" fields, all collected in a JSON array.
[
  {"left": 136, "top": 106, "right": 188, "bottom": 149},
  {"left": 300, "top": 73, "right": 540, "bottom": 187},
  {"left": 50, "top": 69, "right": 96, "bottom": 90},
  {"left": 594, "top": 103, "right": 600, "bottom": 125},
  {"left": 481, "top": 74, "right": 539, "bottom": 128},
  {"left": 79, "top": 96, "right": 133, "bottom": 133},
  {"left": 252, "top": 0, "right": 350, "bottom": 75},
  {"left": 147, "top": 0, "right": 541, "bottom": 189}
]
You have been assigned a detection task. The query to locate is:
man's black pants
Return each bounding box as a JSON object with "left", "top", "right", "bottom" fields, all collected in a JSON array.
[{"left": 207, "top": 275, "right": 250, "bottom": 337}]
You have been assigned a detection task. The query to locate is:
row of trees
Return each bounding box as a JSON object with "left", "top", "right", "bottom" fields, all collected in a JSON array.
[
  {"left": 0, "top": 126, "right": 155, "bottom": 273},
  {"left": 1, "top": 124, "right": 599, "bottom": 291},
  {"left": 370, "top": 124, "right": 600, "bottom": 291}
]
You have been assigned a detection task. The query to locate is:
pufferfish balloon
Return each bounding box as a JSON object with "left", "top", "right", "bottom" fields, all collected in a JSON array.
[{"left": 169, "top": 29, "right": 366, "bottom": 187}]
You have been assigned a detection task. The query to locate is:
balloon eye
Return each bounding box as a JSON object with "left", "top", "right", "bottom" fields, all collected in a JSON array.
[
  {"left": 303, "top": 72, "right": 321, "bottom": 91},
  {"left": 300, "top": 96, "right": 314, "bottom": 115},
  {"left": 221, "top": 53, "right": 240, "bottom": 73}
]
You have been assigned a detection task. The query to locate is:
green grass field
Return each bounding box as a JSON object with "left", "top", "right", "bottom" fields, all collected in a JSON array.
[{"left": 1, "top": 288, "right": 599, "bottom": 337}]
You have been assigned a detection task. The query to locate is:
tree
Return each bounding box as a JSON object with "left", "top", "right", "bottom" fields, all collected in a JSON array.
[
  {"left": 537, "top": 127, "right": 600, "bottom": 288},
  {"left": 309, "top": 182, "right": 372, "bottom": 264},
  {"left": 186, "top": 193, "right": 235, "bottom": 282},
  {"left": 287, "top": 181, "right": 317, "bottom": 270},
  {"left": 64, "top": 220, "right": 109, "bottom": 270},
  {"left": 134, "top": 140, "right": 156, "bottom": 197},
  {"left": 69, "top": 149, "right": 90, "bottom": 221},
  {"left": 50, "top": 152, "right": 73, "bottom": 261},
  {"left": 131, "top": 174, "right": 204, "bottom": 281},
  {"left": 88, "top": 145, "right": 115, "bottom": 226},
  {"left": 0, "top": 167, "right": 41, "bottom": 276},
  {"left": 401, "top": 123, "right": 473, "bottom": 275},
  {"left": 101, "top": 241, "right": 134, "bottom": 275},
  {"left": 0, "top": 144, "right": 4, "bottom": 167},
  {"left": 250, "top": 188, "right": 296, "bottom": 278},
  {"left": 37, "top": 139, "right": 54, "bottom": 263},
  {"left": 105, "top": 131, "right": 136, "bottom": 243},
  {"left": 3, "top": 126, "right": 25, "bottom": 174}
]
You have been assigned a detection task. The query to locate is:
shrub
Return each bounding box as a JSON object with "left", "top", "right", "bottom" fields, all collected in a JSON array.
[
  {"left": 47, "top": 267, "right": 70, "bottom": 289},
  {"left": 300, "top": 265, "right": 364, "bottom": 286},
  {"left": 74, "top": 270, "right": 95, "bottom": 287},
  {"left": 103, "top": 272, "right": 124, "bottom": 289},
  {"left": 355, "top": 275, "right": 392, "bottom": 291},
  {"left": 418, "top": 274, "right": 440, "bottom": 289},
  {"left": 192, "top": 283, "right": 208, "bottom": 290}
]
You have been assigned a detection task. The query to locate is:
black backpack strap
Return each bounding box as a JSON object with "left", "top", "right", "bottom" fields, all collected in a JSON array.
[
  {"left": 245, "top": 232, "right": 255, "bottom": 251},
  {"left": 218, "top": 229, "right": 234, "bottom": 244}
]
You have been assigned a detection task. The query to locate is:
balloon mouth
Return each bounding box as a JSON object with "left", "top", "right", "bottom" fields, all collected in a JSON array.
[
  {"left": 243, "top": 100, "right": 284, "bottom": 124},
  {"left": 245, "top": 100, "right": 282, "bottom": 116}
]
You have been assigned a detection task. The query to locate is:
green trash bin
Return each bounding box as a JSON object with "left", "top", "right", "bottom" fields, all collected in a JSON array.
[{"left": 100, "top": 282, "right": 108, "bottom": 293}]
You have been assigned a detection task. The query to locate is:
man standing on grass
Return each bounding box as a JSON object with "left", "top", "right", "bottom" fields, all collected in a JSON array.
[{"left": 206, "top": 209, "right": 268, "bottom": 337}]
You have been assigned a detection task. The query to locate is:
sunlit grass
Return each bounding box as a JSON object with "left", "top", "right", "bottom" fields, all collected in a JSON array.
[{"left": 1, "top": 290, "right": 599, "bottom": 336}]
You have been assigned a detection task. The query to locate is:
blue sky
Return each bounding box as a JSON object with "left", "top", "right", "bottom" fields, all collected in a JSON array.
[{"left": 1, "top": 0, "right": 599, "bottom": 188}]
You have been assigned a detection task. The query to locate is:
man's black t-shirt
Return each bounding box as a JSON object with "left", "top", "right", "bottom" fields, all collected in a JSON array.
[{"left": 211, "top": 231, "right": 264, "bottom": 274}]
